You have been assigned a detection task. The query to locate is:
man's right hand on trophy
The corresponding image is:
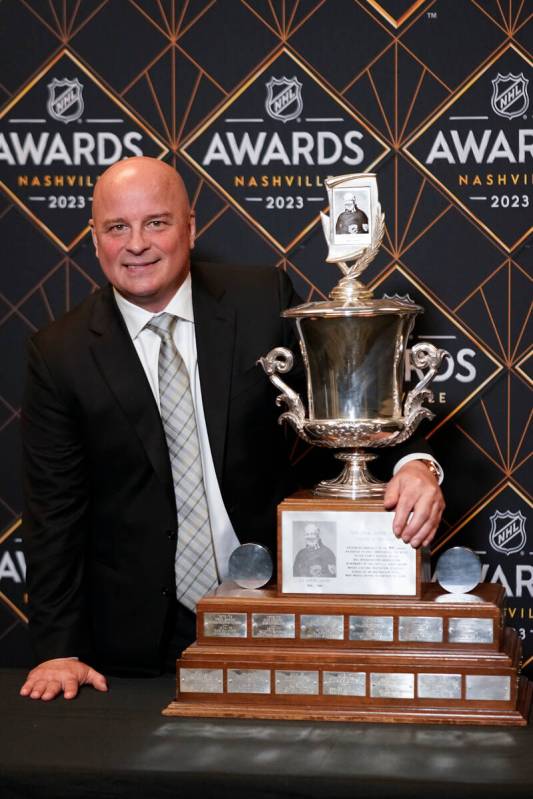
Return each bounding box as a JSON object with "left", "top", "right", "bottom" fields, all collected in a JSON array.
[{"left": 383, "top": 459, "right": 445, "bottom": 549}]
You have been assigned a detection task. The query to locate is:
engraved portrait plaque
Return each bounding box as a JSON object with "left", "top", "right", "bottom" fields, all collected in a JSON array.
[
  {"left": 179, "top": 668, "right": 223, "bottom": 693},
  {"left": 203, "top": 612, "right": 247, "bottom": 638},
  {"left": 418, "top": 673, "right": 462, "bottom": 699},
  {"left": 275, "top": 670, "right": 319, "bottom": 695},
  {"left": 370, "top": 672, "right": 415, "bottom": 699},
  {"left": 466, "top": 675, "right": 510, "bottom": 701},
  {"left": 398, "top": 616, "right": 443, "bottom": 643},
  {"left": 281, "top": 510, "right": 417, "bottom": 595},
  {"left": 323, "top": 671, "right": 366, "bottom": 696},
  {"left": 349, "top": 615, "right": 393, "bottom": 641},
  {"left": 252, "top": 613, "right": 295, "bottom": 638},
  {"left": 448, "top": 617, "right": 494, "bottom": 644},
  {"left": 300, "top": 614, "right": 344, "bottom": 640},
  {"left": 227, "top": 669, "right": 271, "bottom": 694}
]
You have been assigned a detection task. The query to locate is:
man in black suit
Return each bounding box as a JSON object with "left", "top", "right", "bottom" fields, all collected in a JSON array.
[{"left": 20, "top": 158, "right": 444, "bottom": 701}]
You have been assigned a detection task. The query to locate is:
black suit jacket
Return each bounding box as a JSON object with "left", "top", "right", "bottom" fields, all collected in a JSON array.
[{"left": 22, "top": 262, "right": 432, "bottom": 673}]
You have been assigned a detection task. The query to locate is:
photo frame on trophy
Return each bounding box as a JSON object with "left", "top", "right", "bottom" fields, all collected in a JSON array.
[
  {"left": 319, "top": 173, "right": 380, "bottom": 263},
  {"left": 332, "top": 185, "right": 371, "bottom": 245}
]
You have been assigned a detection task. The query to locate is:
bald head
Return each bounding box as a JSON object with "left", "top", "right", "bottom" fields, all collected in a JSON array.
[
  {"left": 90, "top": 157, "right": 195, "bottom": 312},
  {"left": 92, "top": 157, "right": 190, "bottom": 221}
]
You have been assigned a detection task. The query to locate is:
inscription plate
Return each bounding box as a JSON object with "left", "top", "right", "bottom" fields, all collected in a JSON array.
[
  {"left": 180, "top": 668, "right": 223, "bottom": 693},
  {"left": 323, "top": 671, "right": 366, "bottom": 696},
  {"left": 203, "top": 612, "right": 247, "bottom": 638},
  {"left": 275, "top": 670, "right": 319, "bottom": 695},
  {"left": 252, "top": 613, "right": 295, "bottom": 638},
  {"left": 449, "top": 617, "right": 493, "bottom": 643},
  {"left": 349, "top": 615, "right": 393, "bottom": 641},
  {"left": 418, "top": 673, "right": 462, "bottom": 699},
  {"left": 466, "top": 675, "right": 510, "bottom": 701},
  {"left": 399, "top": 616, "right": 443, "bottom": 642},
  {"left": 300, "top": 615, "right": 344, "bottom": 640},
  {"left": 370, "top": 672, "right": 414, "bottom": 699},
  {"left": 227, "top": 669, "right": 271, "bottom": 694}
]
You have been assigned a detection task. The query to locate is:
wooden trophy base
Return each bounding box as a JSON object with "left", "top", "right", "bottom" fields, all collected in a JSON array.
[
  {"left": 163, "top": 583, "right": 532, "bottom": 726},
  {"left": 164, "top": 493, "right": 531, "bottom": 725},
  {"left": 165, "top": 676, "right": 533, "bottom": 727}
]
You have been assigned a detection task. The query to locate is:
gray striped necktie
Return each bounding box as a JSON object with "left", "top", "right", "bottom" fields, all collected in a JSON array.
[{"left": 146, "top": 313, "right": 218, "bottom": 611}]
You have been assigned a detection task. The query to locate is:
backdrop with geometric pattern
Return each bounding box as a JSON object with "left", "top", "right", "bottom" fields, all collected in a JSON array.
[{"left": 0, "top": 0, "right": 531, "bottom": 675}]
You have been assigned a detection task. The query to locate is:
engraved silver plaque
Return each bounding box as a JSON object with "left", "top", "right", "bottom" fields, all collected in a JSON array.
[
  {"left": 370, "top": 672, "right": 414, "bottom": 699},
  {"left": 227, "top": 669, "right": 271, "bottom": 694},
  {"left": 228, "top": 543, "right": 273, "bottom": 589},
  {"left": 398, "top": 616, "right": 443, "bottom": 642},
  {"left": 300, "top": 614, "right": 344, "bottom": 640},
  {"left": 466, "top": 675, "right": 510, "bottom": 701},
  {"left": 449, "top": 617, "right": 494, "bottom": 643},
  {"left": 323, "top": 671, "right": 366, "bottom": 696},
  {"left": 349, "top": 615, "right": 393, "bottom": 641},
  {"left": 435, "top": 546, "right": 481, "bottom": 594},
  {"left": 179, "top": 668, "right": 223, "bottom": 693},
  {"left": 275, "top": 670, "right": 319, "bottom": 695},
  {"left": 252, "top": 613, "right": 295, "bottom": 638},
  {"left": 203, "top": 612, "right": 247, "bottom": 638},
  {"left": 418, "top": 673, "right": 462, "bottom": 699}
]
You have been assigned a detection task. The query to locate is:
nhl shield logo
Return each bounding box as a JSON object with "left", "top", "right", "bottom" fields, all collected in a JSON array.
[
  {"left": 491, "top": 72, "right": 529, "bottom": 120},
  {"left": 489, "top": 510, "right": 527, "bottom": 555},
  {"left": 47, "top": 77, "right": 84, "bottom": 124},
  {"left": 265, "top": 76, "right": 303, "bottom": 123}
]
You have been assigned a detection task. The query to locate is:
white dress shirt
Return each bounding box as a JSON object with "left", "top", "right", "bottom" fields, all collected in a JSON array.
[{"left": 113, "top": 276, "right": 240, "bottom": 581}]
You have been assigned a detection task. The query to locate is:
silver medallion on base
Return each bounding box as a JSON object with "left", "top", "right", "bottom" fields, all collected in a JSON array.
[{"left": 228, "top": 543, "right": 273, "bottom": 589}]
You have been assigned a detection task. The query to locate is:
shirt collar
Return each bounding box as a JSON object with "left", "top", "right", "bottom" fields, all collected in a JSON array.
[{"left": 113, "top": 273, "right": 194, "bottom": 340}]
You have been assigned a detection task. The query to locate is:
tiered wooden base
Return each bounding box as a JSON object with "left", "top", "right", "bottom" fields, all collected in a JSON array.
[{"left": 163, "top": 583, "right": 532, "bottom": 725}]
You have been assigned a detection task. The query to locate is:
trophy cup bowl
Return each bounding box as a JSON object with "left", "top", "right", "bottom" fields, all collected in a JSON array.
[{"left": 259, "top": 173, "right": 448, "bottom": 499}]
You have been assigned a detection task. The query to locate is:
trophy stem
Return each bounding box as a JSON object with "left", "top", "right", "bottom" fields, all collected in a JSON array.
[{"left": 313, "top": 450, "right": 385, "bottom": 500}]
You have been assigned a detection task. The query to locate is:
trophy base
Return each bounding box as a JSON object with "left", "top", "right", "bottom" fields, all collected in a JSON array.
[
  {"left": 314, "top": 451, "right": 384, "bottom": 499},
  {"left": 164, "top": 674, "right": 532, "bottom": 726},
  {"left": 164, "top": 584, "right": 532, "bottom": 726}
]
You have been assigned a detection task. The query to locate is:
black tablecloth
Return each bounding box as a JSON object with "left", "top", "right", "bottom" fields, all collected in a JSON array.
[{"left": 1, "top": 668, "right": 532, "bottom": 799}]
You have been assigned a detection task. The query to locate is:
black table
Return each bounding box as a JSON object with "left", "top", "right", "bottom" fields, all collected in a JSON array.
[{"left": 2, "top": 668, "right": 532, "bottom": 799}]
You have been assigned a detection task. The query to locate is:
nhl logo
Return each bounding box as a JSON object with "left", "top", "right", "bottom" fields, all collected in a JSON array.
[
  {"left": 265, "top": 76, "right": 303, "bottom": 123},
  {"left": 489, "top": 510, "right": 527, "bottom": 555},
  {"left": 491, "top": 72, "right": 529, "bottom": 120},
  {"left": 47, "top": 77, "right": 84, "bottom": 124}
]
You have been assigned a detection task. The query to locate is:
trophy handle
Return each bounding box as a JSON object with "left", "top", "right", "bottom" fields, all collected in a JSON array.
[
  {"left": 395, "top": 342, "right": 450, "bottom": 444},
  {"left": 258, "top": 347, "right": 308, "bottom": 437}
]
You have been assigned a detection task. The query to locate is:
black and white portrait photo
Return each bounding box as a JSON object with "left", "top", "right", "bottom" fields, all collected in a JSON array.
[
  {"left": 292, "top": 521, "right": 337, "bottom": 579},
  {"left": 332, "top": 186, "right": 371, "bottom": 245}
]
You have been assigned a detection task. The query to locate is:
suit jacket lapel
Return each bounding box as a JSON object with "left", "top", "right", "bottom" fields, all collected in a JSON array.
[
  {"left": 192, "top": 264, "right": 236, "bottom": 485},
  {"left": 88, "top": 286, "right": 174, "bottom": 495}
]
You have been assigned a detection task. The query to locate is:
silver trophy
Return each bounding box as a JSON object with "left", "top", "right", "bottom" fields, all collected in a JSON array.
[{"left": 259, "top": 173, "right": 449, "bottom": 500}]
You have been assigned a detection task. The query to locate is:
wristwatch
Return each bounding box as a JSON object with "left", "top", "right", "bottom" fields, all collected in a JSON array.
[{"left": 420, "top": 459, "right": 440, "bottom": 481}]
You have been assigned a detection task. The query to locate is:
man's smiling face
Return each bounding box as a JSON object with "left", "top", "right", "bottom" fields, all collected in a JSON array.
[{"left": 90, "top": 157, "right": 195, "bottom": 312}]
